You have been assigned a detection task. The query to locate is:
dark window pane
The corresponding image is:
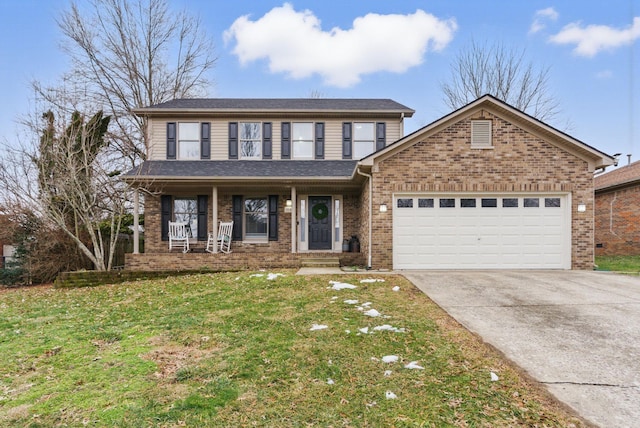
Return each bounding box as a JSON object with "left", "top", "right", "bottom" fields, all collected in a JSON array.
[
  {"left": 545, "top": 198, "right": 561, "bottom": 207},
  {"left": 461, "top": 198, "right": 476, "bottom": 208},
  {"left": 503, "top": 198, "right": 518, "bottom": 208},
  {"left": 481, "top": 198, "right": 497, "bottom": 208},
  {"left": 440, "top": 198, "right": 455, "bottom": 208},
  {"left": 524, "top": 198, "right": 540, "bottom": 208},
  {"left": 397, "top": 198, "right": 413, "bottom": 208},
  {"left": 418, "top": 198, "right": 434, "bottom": 208}
]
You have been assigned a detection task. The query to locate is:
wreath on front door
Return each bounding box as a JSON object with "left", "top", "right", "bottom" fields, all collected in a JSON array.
[{"left": 312, "top": 202, "right": 329, "bottom": 220}]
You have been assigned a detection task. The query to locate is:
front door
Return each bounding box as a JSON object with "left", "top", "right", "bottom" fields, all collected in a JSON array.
[{"left": 309, "top": 196, "right": 332, "bottom": 250}]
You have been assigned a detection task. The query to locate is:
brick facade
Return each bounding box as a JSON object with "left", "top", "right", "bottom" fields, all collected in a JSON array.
[
  {"left": 135, "top": 189, "right": 366, "bottom": 270},
  {"left": 595, "top": 185, "right": 640, "bottom": 255},
  {"left": 371, "top": 112, "right": 595, "bottom": 270}
]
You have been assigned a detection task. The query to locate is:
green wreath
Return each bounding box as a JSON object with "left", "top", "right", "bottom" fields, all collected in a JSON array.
[{"left": 312, "top": 203, "right": 329, "bottom": 220}]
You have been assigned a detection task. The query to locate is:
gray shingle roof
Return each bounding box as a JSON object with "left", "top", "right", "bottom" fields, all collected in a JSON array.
[
  {"left": 125, "top": 160, "right": 359, "bottom": 179},
  {"left": 137, "top": 98, "right": 414, "bottom": 115}
]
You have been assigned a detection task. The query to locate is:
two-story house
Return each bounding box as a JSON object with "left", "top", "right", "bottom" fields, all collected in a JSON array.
[{"left": 124, "top": 95, "right": 613, "bottom": 271}]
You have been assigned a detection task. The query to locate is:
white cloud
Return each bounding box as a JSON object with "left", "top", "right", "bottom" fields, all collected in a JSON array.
[
  {"left": 529, "top": 7, "right": 559, "bottom": 34},
  {"left": 224, "top": 3, "right": 457, "bottom": 87},
  {"left": 549, "top": 17, "right": 640, "bottom": 57}
]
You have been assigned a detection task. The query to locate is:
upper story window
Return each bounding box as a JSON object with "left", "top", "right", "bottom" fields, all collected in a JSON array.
[
  {"left": 342, "top": 122, "right": 385, "bottom": 159},
  {"left": 239, "top": 122, "right": 262, "bottom": 159},
  {"left": 178, "top": 123, "right": 200, "bottom": 159},
  {"left": 292, "top": 123, "right": 314, "bottom": 159},
  {"left": 353, "top": 123, "right": 375, "bottom": 159},
  {"left": 167, "top": 122, "right": 210, "bottom": 160}
]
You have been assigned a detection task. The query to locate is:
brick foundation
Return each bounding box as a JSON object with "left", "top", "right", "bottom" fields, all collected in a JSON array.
[{"left": 125, "top": 252, "right": 366, "bottom": 271}]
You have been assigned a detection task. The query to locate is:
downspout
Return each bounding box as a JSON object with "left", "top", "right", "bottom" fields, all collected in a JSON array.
[
  {"left": 356, "top": 167, "right": 373, "bottom": 269},
  {"left": 609, "top": 191, "right": 618, "bottom": 236}
]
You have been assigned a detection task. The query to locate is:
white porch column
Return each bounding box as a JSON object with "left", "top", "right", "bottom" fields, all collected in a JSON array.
[
  {"left": 212, "top": 186, "right": 218, "bottom": 253},
  {"left": 291, "top": 187, "right": 297, "bottom": 253},
  {"left": 133, "top": 189, "right": 140, "bottom": 254}
]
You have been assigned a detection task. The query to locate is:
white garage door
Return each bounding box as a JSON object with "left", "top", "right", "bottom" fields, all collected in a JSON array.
[{"left": 393, "top": 194, "right": 571, "bottom": 269}]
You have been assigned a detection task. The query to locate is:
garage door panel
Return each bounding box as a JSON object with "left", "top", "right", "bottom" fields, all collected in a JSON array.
[{"left": 393, "top": 194, "right": 570, "bottom": 269}]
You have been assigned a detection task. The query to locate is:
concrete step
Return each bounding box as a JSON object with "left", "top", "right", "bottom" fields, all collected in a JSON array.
[{"left": 301, "top": 257, "right": 340, "bottom": 268}]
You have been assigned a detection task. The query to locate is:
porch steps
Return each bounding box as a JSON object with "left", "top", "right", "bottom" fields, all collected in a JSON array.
[{"left": 301, "top": 257, "right": 341, "bottom": 268}]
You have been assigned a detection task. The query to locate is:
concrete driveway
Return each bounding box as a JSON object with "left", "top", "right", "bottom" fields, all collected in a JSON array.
[{"left": 403, "top": 270, "right": 640, "bottom": 428}]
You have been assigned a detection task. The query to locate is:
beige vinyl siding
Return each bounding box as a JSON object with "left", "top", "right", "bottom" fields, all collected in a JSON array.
[
  {"left": 146, "top": 116, "right": 404, "bottom": 161},
  {"left": 210, "top": 121, "right": 227, "bottom": 160},
  {"left": 385, "top": 120, "right": 402, "bottom": 144},
  {"left": 148, "top": 118, "right": 166, "bottom": 160}
]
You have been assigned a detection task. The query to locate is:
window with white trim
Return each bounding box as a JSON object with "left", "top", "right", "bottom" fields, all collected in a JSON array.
[
  {"left": 178, "top": 123, "right": 200, "bottom": 159},
  {"left": 244, "top": 197, "right": 268, "bottom": 241},
  {"left": 173, "top": 197, "right": 197, "bottom": 238},
  {"left": 292, "top": 123, "right": 313, "bottom": 159},
  {"left": 353, "top": 122, "right": 375, "bottom": 158},
  {"left": 471, "top": 120, "right": 492, "bottom": 148},
  {"left": 240, "top": 122, "right": 262, "bottom": 159}
]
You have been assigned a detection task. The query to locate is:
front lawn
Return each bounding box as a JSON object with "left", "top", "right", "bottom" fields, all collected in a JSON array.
[
  {"left": 595, "top": 255, "right": 640, "bottom": 273},
  {"left": 0, "top": 271, "right": 584, "bottom": 426}
]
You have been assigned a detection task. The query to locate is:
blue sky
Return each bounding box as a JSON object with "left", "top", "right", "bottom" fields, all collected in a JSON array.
[{"left": 1, "top": 0, "right": 638, "bottom": 163}]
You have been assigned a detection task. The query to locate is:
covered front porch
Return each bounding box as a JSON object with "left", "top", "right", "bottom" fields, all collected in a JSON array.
[{"left": 125, "top": 172, "right": 370, "bottom": 271}]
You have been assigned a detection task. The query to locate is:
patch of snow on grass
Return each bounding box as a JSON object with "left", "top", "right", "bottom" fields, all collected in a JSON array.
[
  {"left": 491, "top": 372, "right": 499, "bottom": 381},
  {"left": 384, "top": 370, "right": 393, "bottom": 376},
  {"left": 363, "top": 309, "right": 381, "bottom": 317},
  {"left": 328, "top": 281, "right": 357, "bottom": 290},
  {"left": 343, "top": 299, "right": 358, "bottom": 305},
  {"left": 392, "top": 286, "right": 400, "bottom": 292},
  {"left": 327, "top": 378, "right": 335, "bottom": 385},
  {"left": 381, "top": 355, "right": 399, "bottom": 363},
  {"left": 249, "top": 273, "right": 264, "bottom": 278},
  {"left": 267, "top": 273, "right": 284, "bottom": 280},
  {"left": 358, "top": 327, "right": 369, "bottom": 334},
  {"left": 360, "top": 278, "right": 385, "bottom": 283},
  {"left": 310, "top": 324, "right": 328, "bottom": 331},
  {"left": 404, "top": 361, "right": 424, "bottom": 370},
  {"left": 373, "top": 324, "right": 405, "bottom": 333},
  {"left": 385, "top": 391, "right": 397, "bottom": 400}
]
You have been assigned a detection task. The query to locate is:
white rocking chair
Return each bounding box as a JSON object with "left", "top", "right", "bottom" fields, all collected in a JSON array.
[
  {"left": 168, "top": 221, "right": 190, "bottom": 253},
  {"left": 206, "top": 221, "right": 234, "bottom": 254}
]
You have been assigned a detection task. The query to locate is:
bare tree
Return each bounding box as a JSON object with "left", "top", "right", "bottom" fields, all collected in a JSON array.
[
  {"left": 1, "top": 110, "right": 124, "bottom": 271},
  {"left": 441, "top": 40, "right": 560, "bottom": 122},
  {"left": 33, "top": 0, "right": 216, "bottom": 166}
]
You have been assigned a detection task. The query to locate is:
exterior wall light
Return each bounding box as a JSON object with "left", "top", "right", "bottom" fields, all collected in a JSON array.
[
  {"left": 285, "top": 199, "right": 292, "bottom": 213},
  {"left": 577, "top": 204, "right": 586, "bottom": 212},
  {"left": 379, "top": 204, "right": 388, "bottom": 213}
]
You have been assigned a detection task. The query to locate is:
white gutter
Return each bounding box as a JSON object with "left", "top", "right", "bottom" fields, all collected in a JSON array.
[{"left": 356, "top": 167, "right": 372, "bottom": 269}]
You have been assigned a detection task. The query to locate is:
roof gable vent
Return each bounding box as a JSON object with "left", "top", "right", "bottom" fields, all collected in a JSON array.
[{"left": 471, "top": 120, "right": 492, "bottom": 148}]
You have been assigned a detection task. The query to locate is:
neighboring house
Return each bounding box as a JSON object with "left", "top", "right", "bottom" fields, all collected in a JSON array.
[
  {"left": 124, "top": 95, "right": 613, "bottom": 271},
  {"left": 1, "top": 244, "right": 16, "bottom": 269},
  {"left": 594, "top": 160, "right": 640, "bottom": 255}
]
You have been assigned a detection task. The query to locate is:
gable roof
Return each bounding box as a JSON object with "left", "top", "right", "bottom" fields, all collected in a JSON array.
[
  {"left": 595, "top": 160, "right": 640, "bottom": 191},
  {"left": 360, "top": 94, "right": 614, "bottom": 171},
  {"left": 135, "top": 98, "right": 414, "bottom": 116}
]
